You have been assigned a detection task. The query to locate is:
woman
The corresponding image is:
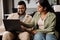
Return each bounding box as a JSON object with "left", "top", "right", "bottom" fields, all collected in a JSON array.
[
  {"left": 31, "top": 0, "right": 57, "bottom": 40},
  {"left": 20, "top": 0, "right": 56, "bottom": 40}
]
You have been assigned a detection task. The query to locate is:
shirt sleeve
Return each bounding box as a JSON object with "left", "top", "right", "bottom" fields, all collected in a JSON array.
[{"left": 7, "top": 13, "right": 13, "bottom": 19}]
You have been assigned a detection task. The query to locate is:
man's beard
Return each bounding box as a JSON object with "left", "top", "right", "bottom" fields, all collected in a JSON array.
[{"left": 18, "top": 12, "right": 25, "bottom": 15}]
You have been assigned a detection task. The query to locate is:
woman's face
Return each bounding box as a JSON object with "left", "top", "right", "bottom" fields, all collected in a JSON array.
[{"left": 37, "top": 3, "right": 45, "bottom": 13}]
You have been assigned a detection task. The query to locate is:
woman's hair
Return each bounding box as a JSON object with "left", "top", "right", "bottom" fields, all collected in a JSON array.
[{"left": 38, "top": 0, "right": 54, "bottom": 12}]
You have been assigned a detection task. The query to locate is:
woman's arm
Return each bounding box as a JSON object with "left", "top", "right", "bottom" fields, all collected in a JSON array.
[
  {"left": 19, "top": 21, "right": 33, "bottom": 28},
  {"left": 19, "top": 13, "right": 37, "bottom": 28}
]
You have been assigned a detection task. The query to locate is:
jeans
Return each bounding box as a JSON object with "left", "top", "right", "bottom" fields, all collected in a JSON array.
[{"left": 33, "top": 32, "right": 57, "bottom": 40}]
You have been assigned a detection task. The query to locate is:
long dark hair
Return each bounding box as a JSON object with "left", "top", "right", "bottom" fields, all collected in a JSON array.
[{"left": 38, "top": 0, "right": 54, "bottom": 12}]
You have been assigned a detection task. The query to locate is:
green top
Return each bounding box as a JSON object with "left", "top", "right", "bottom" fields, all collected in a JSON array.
[{"left": 25, "top": 12, "right": 56, "bottom": 34}]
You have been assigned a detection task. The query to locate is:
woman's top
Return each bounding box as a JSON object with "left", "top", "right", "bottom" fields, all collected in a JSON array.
[
  {"left": 26, "top": 12, "right": 56, "bottom": 34},
  {"left": 38, "top": 18, "right": 44, "bottom": 30}
]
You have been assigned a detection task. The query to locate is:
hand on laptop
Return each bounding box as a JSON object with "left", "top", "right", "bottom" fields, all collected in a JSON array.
[{"left": 21, "top": 25, "right": 27, "bottom": 30}]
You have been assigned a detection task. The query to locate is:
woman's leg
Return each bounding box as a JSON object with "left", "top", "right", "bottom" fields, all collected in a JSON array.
[
  {"left": 33, "top": 32, "right": 45, "bottom": 40},
  {"left": 46, "top": 34, "right": 57, "bottom": 40},
  {"left": 18, "top": 32, "right": 30, "bottom": 40},
  {"left": 2, "top": 31, "right": 14, "bottom": 40}
]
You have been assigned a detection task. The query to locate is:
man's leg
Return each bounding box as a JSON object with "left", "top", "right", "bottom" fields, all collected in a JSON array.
[
  {"left": 18, "top": 32, "right": 30, "bottom": 40},
  {"left": 46, "top": 34, "right": 57, "bottom": 40},
  {"left": 2, "top": 31, "right": 14, "bottom": 40}
]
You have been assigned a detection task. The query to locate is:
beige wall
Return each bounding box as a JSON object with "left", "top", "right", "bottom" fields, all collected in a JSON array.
[
  {"left": 14, "top": 0, "right": 37, "bottom": 8},
  {"left": 0, "top": 0, "right": 3, "bottom": 26}
]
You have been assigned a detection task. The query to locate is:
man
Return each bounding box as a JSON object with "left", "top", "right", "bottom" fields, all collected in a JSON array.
[{"left": 2, "top": 1, "right": 32, "bottom": 40}]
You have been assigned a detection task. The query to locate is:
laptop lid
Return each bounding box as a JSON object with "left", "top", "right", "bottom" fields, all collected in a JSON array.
[{"left": 3, "top": 19, "right": 23, "bottom": 32}]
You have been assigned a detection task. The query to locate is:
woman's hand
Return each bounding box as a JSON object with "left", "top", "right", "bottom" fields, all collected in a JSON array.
[
  {"left": 21, "top": 25, "right": 27, "bottom": 30},
  {"left": 32, "top": 30, "right": 37, "bottom": 34}
]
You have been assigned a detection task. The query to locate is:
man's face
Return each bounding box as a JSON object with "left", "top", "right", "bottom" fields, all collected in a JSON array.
[{"left": 17, "top": 5, "right": 26, "bottom": 15}]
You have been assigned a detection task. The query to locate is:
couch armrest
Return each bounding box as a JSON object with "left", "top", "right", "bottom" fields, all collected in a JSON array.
[
  {"left": 0, "top": 25, "right": 5, "bottom": 36},
  {"left": 55, "top": 31, "right": 59, "bottom": 39}
]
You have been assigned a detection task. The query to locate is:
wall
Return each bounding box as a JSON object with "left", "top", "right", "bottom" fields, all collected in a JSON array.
[
  {"left": 14, "top": 0, "right": 37, "bottom": 14},
  {"left": 59, "top": 0, "right": 60, "bottom": 4},
  {"left": 3, "top": 0, "right": 13, "bottom": 14},
  {"left": 14, "top": 0, "right": 37, "bottom": 8},
  {"left": 0, "top": 0, "right": 3, "bottom": 26},
  {"left": 48, "top": 0, "right": 57, "bottom": 5},
  {"left": 8, "top": 0, "right": 13, "bottom": 13}
]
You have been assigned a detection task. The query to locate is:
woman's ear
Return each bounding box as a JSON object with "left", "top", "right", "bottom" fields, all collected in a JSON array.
[{"left": 44, "top": 7, "right": 46, "bottom": 11}]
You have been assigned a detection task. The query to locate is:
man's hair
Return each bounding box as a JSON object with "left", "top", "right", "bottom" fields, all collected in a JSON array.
[{"left": 18, "top": 1, "right": 26, "bottom": 9}]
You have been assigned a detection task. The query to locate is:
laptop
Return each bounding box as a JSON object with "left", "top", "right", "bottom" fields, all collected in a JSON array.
[{"left": 3, "top": 19, "right": 23, "bottom": 32}]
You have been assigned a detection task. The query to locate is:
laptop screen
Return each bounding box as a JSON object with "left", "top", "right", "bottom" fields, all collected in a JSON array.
[{"left": 3, "top": 19, "right": 23, "bottom": 32}]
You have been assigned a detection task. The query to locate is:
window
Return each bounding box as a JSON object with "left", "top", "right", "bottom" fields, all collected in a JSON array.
[{"left": 48, "top": 0, "right": 57, "bottom": 5}]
